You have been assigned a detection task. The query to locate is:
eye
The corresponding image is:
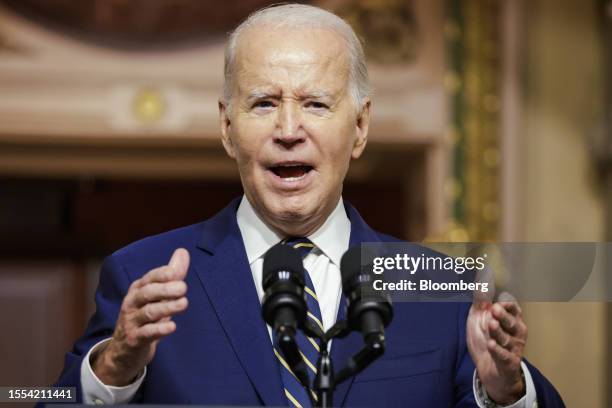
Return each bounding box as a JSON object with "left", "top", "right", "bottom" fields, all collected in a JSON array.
[
  {"left": 306, "top": 101, "right": 329, "bottom": 110},
  {"left": 252, "top": 100, "right": 275, "bottom": 109}
]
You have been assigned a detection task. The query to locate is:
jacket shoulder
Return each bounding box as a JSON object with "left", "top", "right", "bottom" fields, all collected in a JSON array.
[
  {"left": 374, "top": 231, "right": 403, "bottom": 243},
  {"left": 109, "top": 197, "right": 240, "bottom": 273},
  {"left": 109, "top": 221, "right": 205, "bottom": 277}
]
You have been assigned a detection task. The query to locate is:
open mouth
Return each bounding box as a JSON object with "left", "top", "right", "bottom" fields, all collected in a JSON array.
[{"left": 268, "top": 163, "right": 314, "bottom": 180}]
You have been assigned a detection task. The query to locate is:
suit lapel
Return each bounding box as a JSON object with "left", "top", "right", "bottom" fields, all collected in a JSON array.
[
  {"left": 193, "top": 199, "right": 285, "bottom": 406},
  {"left": 330, "top": 201, "right": 382, "bottom": 406}
]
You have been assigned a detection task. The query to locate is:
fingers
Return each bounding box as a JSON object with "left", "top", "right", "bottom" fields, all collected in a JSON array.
[
  {"left": 500, "top": 301, "right": 522, "bottom": 317},
  {"left": 486, "top": 299, "right": 527, "bottom": 362},
  {"left": 133, "top": 297, "right": 189, "bottom": 325},
  {"left": 487, "top": 339, "right": 520, "bottom": 367},
  {"left": 124, "top": 320, "right": 177, "bottom": 348},
  {"left": 118, "top": 248, "right": 191, "bottom": 341},
  {"left": 486, "top": 324, "right": 522, "bottom": 377},
  {"left": 168, "top": 248, "right": 190, "bottom": 279},
  {"left": 130, "top": 281, "right": 187, "bottom": 307},
  {"left": 134, "top": 248, "right": 191, "bottom": 288},
  {"left": 488, "top": 318, "right": 512, "bottom": 348},
  {"left": 491, "top": 303, "right": 518, "bottom": 335}
]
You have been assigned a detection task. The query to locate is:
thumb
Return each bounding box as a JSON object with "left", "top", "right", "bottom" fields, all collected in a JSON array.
[{"left": 168, "top": 248, "right": 190, "bottom": 280}]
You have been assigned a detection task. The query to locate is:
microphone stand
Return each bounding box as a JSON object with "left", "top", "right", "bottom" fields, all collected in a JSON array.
[
  {"left": 333, "top": 332, "right": 385, "bottom": 386},
  {"left": 271, "top": 281, "right": 391, "bottom": 406},
  {"left": 311, "top": 320, "right": 386, "bottom": 407},
  {"left": 278, "top": 319, "right": 325, "bottom": 407},
  {"left": 278, "top": 319, "right": 388, "bottom": 408},
  {"left": 275, "top": 323, "right": 311, "bottom": 389}
]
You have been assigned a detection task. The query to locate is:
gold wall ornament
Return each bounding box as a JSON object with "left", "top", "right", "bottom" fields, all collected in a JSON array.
[
  {"left": 463, "top": 0, "right": 501, "bottom": 242},
  {"left": 445, "top": 178, "right": 463, "bottom": 201},
  {"left": 443, "top": 71, "right": 462, "bottom": 93},
  {"left": 132, "top": 88, "right": 166, "bottom": 123},
  {"left": 444, "top": 0, "right": 502, "bottom": 242},
  {"left": 336, "top": 0, "right": 418, "bottom": 65}
]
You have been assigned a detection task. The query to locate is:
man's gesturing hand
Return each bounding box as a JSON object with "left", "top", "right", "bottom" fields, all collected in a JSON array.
[
  {"left": 92, "top": 248, "right": 190, "bottom": 386},
  {"left": 467, "top": 292, "right": 528, "bottom": 405}
]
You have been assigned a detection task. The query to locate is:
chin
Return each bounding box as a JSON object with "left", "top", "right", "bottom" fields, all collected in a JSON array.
[
  {"left": 251, "top": 183, "right": 336, "bottom": 234},
  {"left": 272, "top": 196, "right": 313, "bottom": 221},
  {"left": 260, "top": 192, "right": 322, "bottom": 232}
]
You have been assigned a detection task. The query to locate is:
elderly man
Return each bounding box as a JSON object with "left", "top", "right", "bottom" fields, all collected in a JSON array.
[{"left": 54, "top": 4, "right": 564, "bottom": 407}]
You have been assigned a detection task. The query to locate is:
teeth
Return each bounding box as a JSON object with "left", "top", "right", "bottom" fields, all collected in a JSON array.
[
  {"left": 270, "top": 172, "right": 310, "bottom": 182},
  {"left": 282, "top": 173, "right": 308, "bottom": 181},
  {"left": 267, "top": 164, "right": 313, "bottom": 181}
]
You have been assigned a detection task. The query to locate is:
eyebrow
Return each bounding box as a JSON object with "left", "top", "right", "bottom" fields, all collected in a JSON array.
[
  {"left": 302, "top": 90, "right": 334, "bottom": 100},
  {"left": 246, "top": 90, "right": 278, "bottom": 101},
  {"left": 244, "top": 89, "right": 336, "bottom": 104}
]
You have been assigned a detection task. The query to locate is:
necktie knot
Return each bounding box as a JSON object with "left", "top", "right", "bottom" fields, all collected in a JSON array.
[{"left": 283, "top": 237, "right": 315, "bottom": 259}]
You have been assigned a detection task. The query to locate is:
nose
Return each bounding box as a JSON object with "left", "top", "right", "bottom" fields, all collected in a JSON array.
[{"left": 275, "top": 100, "right": 304, "bottom": 148}]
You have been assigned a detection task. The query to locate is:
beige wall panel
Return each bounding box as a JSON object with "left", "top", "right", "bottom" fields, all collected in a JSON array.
[{"left": 517, "top": 0, "right": 607, "bottom": 406}]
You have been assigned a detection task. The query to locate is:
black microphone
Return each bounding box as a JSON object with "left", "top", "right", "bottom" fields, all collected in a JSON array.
[
  {"left": 261, "top": 243, "right": 311, "bottom": 388},
  {"left": 262, "top": 243, "right": 308, "bottom": 338},
  {"left": 340, "top": 246, "right": 393, "bottom": 343}
]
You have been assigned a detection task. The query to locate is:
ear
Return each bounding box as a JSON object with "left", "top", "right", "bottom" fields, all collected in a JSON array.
[
  {"left": 351, "top": 99, "right": 370, "bottom": 159},
  {"left": 219, "top": 99, "right": 236, "bottom": 159}
]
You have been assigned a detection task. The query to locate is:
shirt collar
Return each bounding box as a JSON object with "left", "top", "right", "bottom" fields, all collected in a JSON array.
[{"left": 236, "top": 195, "right": 350, "bottom": 266}]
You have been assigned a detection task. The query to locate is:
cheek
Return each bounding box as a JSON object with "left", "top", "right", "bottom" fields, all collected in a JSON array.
[
  {"left": 231, "top": 123, "right": 269, "bottom": 165},
  {"left": 235, "top": 111, "right": 276, "bottom": 133},
  {"left": 313, "top": 123, "right": 355, "bottom": 166}
]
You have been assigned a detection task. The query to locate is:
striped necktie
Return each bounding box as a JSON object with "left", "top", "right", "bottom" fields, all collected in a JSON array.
[{"left": 274, "top": 237, "right": 323, "bottom": 408}]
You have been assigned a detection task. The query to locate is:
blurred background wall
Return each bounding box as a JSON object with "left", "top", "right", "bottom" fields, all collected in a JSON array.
[
  {"left": 517, "top": 1, "right": 607, "bottom": 407},
  {"left": 0, "top": 0, "right": 609, "bottom": 406}
]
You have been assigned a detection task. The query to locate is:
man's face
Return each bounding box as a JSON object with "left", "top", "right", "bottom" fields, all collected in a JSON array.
[{"left": 219, "top": 26, "right": 370, "bottom": 236}]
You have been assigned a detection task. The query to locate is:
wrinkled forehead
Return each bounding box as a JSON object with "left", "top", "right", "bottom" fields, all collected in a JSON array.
[{"left": 232, "top": 26, "right": 351, "bottom": 94}]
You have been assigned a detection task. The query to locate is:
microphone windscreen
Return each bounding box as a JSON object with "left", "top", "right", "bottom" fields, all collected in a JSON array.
[
  {"left": 340, "top": 246, "right": 362, "bottom": 292},
  {"left": 262, "top": 243, "right": 304, "bottom": 289}
]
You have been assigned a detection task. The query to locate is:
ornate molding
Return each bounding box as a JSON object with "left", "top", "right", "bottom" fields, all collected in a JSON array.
[{"left": 336, "top": 0, "right": 418, "bottom": 65}]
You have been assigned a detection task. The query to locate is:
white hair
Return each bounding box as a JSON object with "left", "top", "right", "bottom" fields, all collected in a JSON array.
[{"left": 222, "top": 3, "right": 372, "bottom": 112}]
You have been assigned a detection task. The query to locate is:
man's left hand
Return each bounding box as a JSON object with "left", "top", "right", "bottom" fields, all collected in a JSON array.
[{"left": 467, "top": 293, "right": 528, "bottom": 405}]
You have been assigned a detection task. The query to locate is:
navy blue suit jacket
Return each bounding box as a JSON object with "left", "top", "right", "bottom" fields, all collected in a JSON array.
[{"left": 55, "top": 198, "right": 564, "bottom": 407}]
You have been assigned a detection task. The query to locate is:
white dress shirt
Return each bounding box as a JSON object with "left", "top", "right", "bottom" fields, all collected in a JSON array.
[{"left": 81, "top": 195, "right": 536, "bottom": 407}]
